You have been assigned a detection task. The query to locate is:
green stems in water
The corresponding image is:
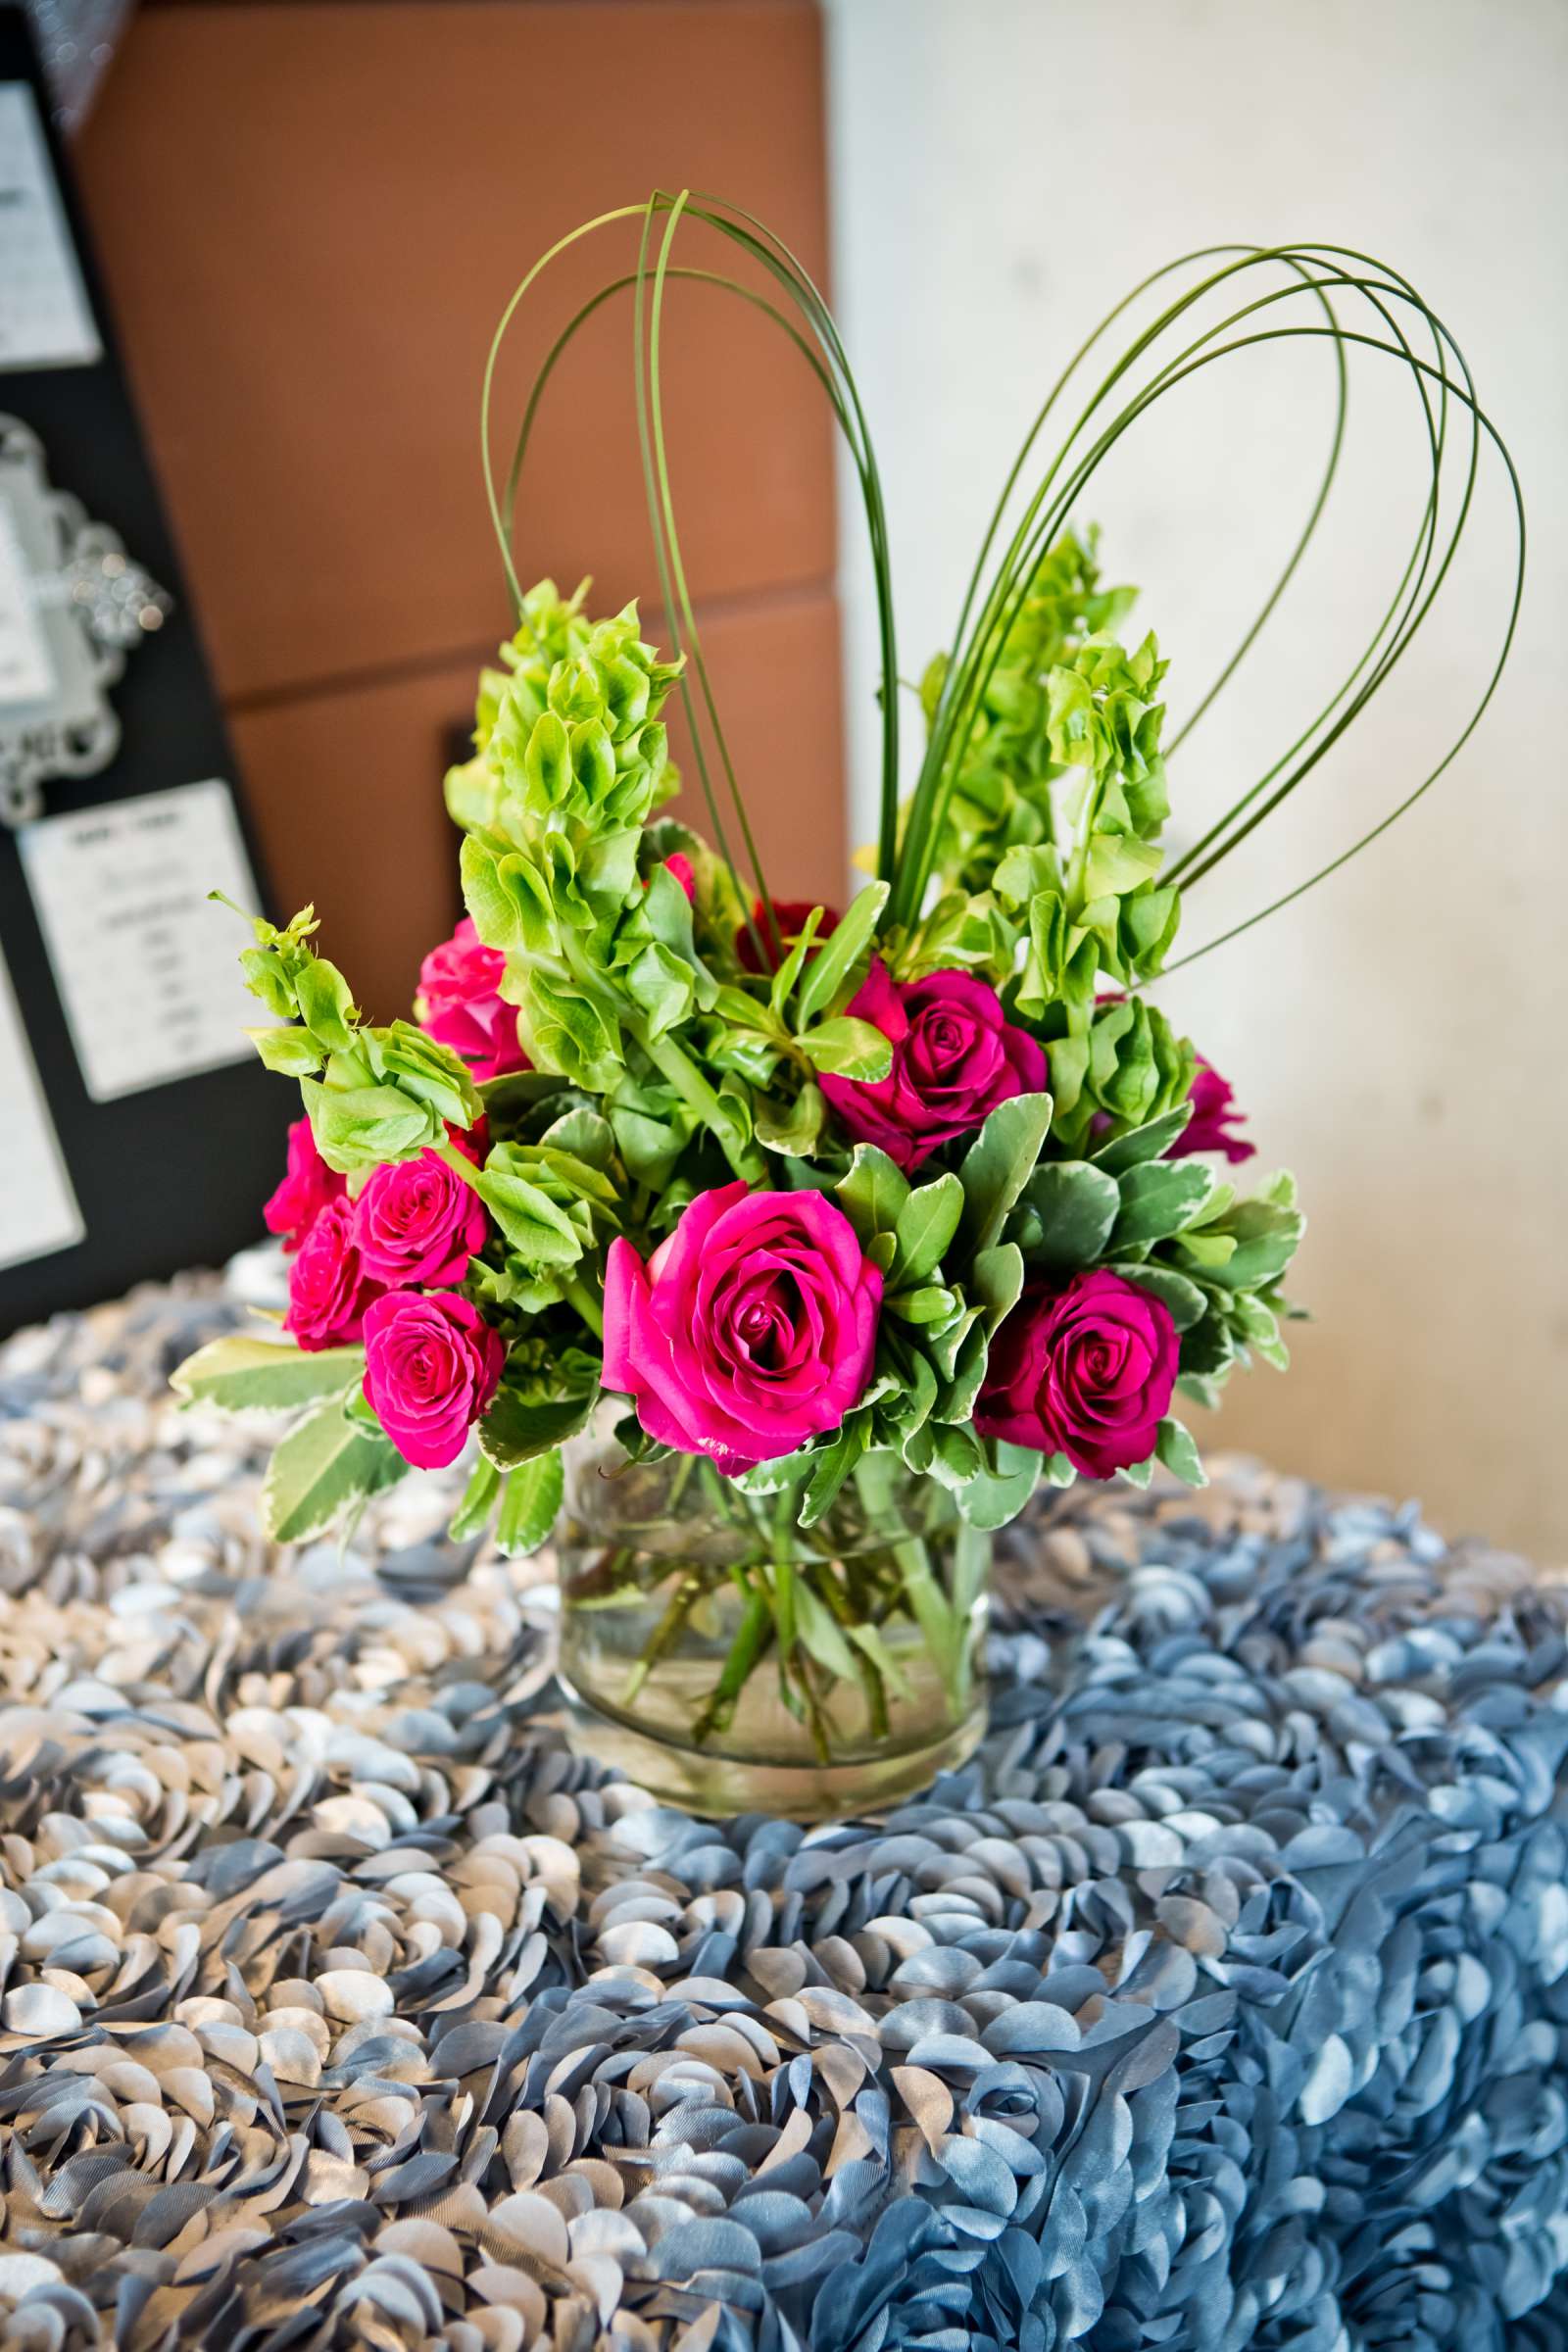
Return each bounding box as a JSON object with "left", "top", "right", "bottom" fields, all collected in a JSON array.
[
  {"left": 572, "top": 1452, "right": 982, "bottom": 1760},
  {"left": 691, "top": 1588, "right": 774, "bottom": 1748},
  {"left": 622, "top": 1569, "right": 705, "bottom": 1707}
]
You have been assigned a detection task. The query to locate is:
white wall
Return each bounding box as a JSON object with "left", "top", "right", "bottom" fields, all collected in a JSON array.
[{"left": 823, "top": 0, "right": 1567, "bottom": 1559}]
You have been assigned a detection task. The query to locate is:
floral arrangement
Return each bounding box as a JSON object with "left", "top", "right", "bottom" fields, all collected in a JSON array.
[
  {"left": 179, "top": 550, "right": 1297, "bottom": 1524},
  {"left": 172, "top": 202, "right": 1519, "bottom": 1778}
]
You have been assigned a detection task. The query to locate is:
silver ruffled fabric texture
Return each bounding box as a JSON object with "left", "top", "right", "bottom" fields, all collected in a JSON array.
[{"left": 0, "top": 1272, "right": 1564, "bottom": 2350}]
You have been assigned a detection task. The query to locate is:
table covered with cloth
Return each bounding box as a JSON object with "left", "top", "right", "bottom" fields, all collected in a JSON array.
[{"left": 0, "top": 1272, "right": 1565, "bottom": 2352}]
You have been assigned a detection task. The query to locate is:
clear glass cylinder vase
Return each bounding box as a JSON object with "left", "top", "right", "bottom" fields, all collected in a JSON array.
[{"left": 556, "top": 1420, "right": 990, "bottom": 1822}]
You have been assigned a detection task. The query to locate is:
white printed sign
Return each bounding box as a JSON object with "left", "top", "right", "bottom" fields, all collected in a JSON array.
[
  {"left": 0, "top": 931, "right": 82, "bottom": 1270},
  {"left": 19, "top": 779, "right": 270, "bottom": 1102},
  {"left": 0, "top": 83, "right": 101, "bottom": 371}
]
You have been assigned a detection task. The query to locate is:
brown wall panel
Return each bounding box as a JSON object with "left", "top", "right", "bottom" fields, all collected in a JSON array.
[
  {"left": 232, "top": 585, "right": 845, "bottom": 1022},
  {"left": 73, "top": 0, "right": 844, "bottom": 1018},
  {"left": 75, "top": 2, "right": 837, "bottom": 699},
  {"left": 228, "top": 660, "right": 471, "bottom": 1022},
  {"left": 668, "top": 588, "right": 847, "bottom": 942}
]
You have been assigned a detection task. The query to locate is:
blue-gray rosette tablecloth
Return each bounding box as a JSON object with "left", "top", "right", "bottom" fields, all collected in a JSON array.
[{"left": 0, "top": 1274, "right": 1564, "bottom": 2349}]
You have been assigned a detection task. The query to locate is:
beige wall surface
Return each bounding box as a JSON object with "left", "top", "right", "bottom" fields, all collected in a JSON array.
[{"left": 825, "top": 0, "right": 1566, "bottom": 1558}]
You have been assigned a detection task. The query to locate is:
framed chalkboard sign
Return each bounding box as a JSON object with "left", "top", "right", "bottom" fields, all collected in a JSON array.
[{"left": 0, "top": 5, "right": 292, "bottom": 1334}]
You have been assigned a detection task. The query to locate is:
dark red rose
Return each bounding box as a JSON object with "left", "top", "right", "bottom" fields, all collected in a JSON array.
[
  {"left": 448, "top": 1115, "right": 489, "bottom": 1166},
  {"left": 1168, "top": 1058, "right": 1254, "bottom": 1164},
  {"left": 735, "top": 898, "right": 841, "bottom": 975},
  {"left": 975, "top": 1270, "right": 1178, "bottom": 1480},
  {"left": 821, "top": 958, "right": 1048, "bottom": 1172}
]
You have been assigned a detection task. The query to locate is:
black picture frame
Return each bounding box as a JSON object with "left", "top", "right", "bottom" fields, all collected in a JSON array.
[{"left": 0, "top": 3, "right": 293, "bottom": 1336}]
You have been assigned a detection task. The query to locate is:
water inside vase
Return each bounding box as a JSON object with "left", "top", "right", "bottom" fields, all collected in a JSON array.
[{"left": 555, "top": 1430, "right": 989, "bottom": 1810}]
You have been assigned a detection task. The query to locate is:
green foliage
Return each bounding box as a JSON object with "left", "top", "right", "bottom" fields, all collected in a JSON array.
[
  {"left": 957, "top": 1093, "right": 1054, "bottom": 1252},
  {"left": 1155, "top": 1417, "right": 1206, "bottom": 1487},
  {"left": 792, "top": 880, "right": 887, "bottom": 1026},
  {"left": 479, "top": 1383, "right": 596, "bottom": 1470},
  {"left": 756, "top": 1081, "right": 825, "bottom": 1156},
  {"left": 1110, "top": 1158, "right": 1214, "bottom": 1251},
  {"left": 836, "top": 1145, "right": 910, "bottom": 1244},
  {"left": 447, "top": 1456, "right": 502, "bottom": 1543},
  {"left": 890, "top": 1173, "right": 964, "bottom": 1286},
  {"left": 261, "top": 1397, "right": 407, "bottom": 1544},
  {"left": 224, "top": 902, "right": 484, "bottom": 1174},
  {"left": 1039, "top": 994, "right": 1198, "bottom": 1158},
  {"left": 888, "top": 889, "right": 1018, "bottom": 986},
  {"left": 192, "top": 544, "right": 1303, "bottom": 1598},
  {"left": 474, "top": 1142, "right": 615, "bottom": 1272},
  {"left": 914, "top": 532, "right": 1138, "bottom": 896},
  {"left": 172, "top": 1335, "right": 365, "bottom": 1415},
  {"left": 443, "top": 1440, "right": 564, "bottom": 1557},
  {"left": 496, "top": 1450, "right": 565, "bottom": 1556},
  {"left": 456, "top": 591, "right": 679, "bottom": 1006},
  {"left": 795, "top": 1016, "right": 891, "bottom": 1083},
  {"left": 1090, "top": 1103, "right": 1193, "bottom": 1173},
  {"left": 1018, "top": 1160, "right": 1120, "bottom": 1270}
]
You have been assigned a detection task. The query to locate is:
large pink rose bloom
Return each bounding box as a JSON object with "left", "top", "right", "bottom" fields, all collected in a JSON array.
[
  {"left": 362, "top": 1291, "right": 505, "bottom": 1469},
  {"left": 284, "top": 1197, "right": 376, "bottom": 1350},
  {"left": 603, "top": 1183, "right": 883, "bottom": 1473},
  {"left": 416, "top": 917, "right": 530, "bottom": 1083},
  {"left": 822, "top": 959, "right": 1048, "bottom": 1172},
  {"left": 265, "top": 1117, "right": 344, "bottom": 1251},
  {"left": 353, "top": 1148, "right": 488, "bottom": 1288},
  {"left": 975, "top": 1270, "right": 1178, "bottom": 1480}
]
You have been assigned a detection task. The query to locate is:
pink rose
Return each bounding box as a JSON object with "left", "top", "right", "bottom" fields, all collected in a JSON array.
[
  {"left": 362, "top": 1290, "right": 505, "bottom": 1469},
  {"left": 264, "top": 1117, "right": 344, "bottom": 1252},
  {"left": 416, "top": 917, "right": 530, "bottom": 1083},
  {"left": 603, "top": 1182, "right": 883, "bottom": 1473},
  {"left": 353, "top": 1148, "right": 489, "bottom": 1288},
  {"left": 736, "top": 897, "right": 841, "bottom": 976},
  {"left": 1168, "top": 1058, "right": 1254, "bottom": 1164},
  {"left": 821, "top": 960, "right": 1048, "bottom": 1172},
  {"left": 284, "top": 1197, "right": 377, "bottom": 1350},
  {"left": 975, "top": 1270, "right": 1178, "bottom": 1480},
  {"left": 661, "top": 853, "right": 696, "bottom": 904}
]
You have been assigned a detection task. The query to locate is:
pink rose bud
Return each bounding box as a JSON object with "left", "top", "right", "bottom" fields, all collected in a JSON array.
[
  {"left": 1167, "top": 1057, "right": 1255, "bottom": 1164},
  {"left": 662, "top": 853, "right": 696, "bottom": 904},
  {"left": 264, "top": 1116, "right": 344, "bottom": 1252},
  {"left": 603, "top": 1182, "right": 883, "bottom": 1473},
  {"left": 416, "top": 916, "right": 531, "bottom": 1083},
  {"left": 353, "top": 1147, "right": 489, "bottom": 1289},
  {"left": 284, "top": 1197, "right": 376, "bottom": 1350},
  {"left": 975, "top": 1270, "right": 1178, "bottom": 1480},
  {"left": 361, "top": 1290, "right": 505, "bottom": 1470},
  {"left": 821, "top": 958, "right": 1048, "bottom": 1172}
]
